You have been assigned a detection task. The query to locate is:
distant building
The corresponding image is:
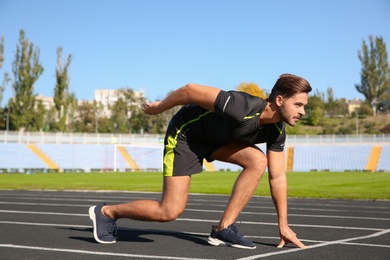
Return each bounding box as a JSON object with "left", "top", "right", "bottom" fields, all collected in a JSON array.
[
  {"left": 35, "top": 95, "right": 55, "bottom": 111},
  {"left": 94, "top": 89, "right": 144, "bottom": 118},
  {"left": 347, "top": 98, "right": 362, "bottom": 115},
  {"left": 35, "top": 89, "right": 144, "bottom": 118}
]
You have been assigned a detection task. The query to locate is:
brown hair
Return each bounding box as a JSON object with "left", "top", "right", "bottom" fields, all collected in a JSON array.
[{"left": 268, "top": 74, "right": 312, "bottom": 102}]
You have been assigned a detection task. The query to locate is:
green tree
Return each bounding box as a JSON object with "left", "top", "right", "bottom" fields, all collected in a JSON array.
[
  {"left": 113, "top": 88, "right": 149, "bottom": 133},
  {"left": 8, "top": 30, "right": 44, "bottom": 130},
  {"left": 355, "top": 35, "right": 390, "bottom": 115},
  {"left": 73, "top": 101, "right": 95, "bottom": 132},
  {"left": 0, "top": 35, "right": 11, "bottom": 107},
  {"left": 334, "top": 98, "right": 349, "bottom": 116},
  {"left": 146, "top": 90, "right": 182, "bottom": 134},
  {"left": 0, "top": 35, "right": 11, "bottom": 131},
  {"left": 109, "top": 97, "right": 129, "bottom": 133},
  {"left": 54, "top": 46, "right": 73, "bottom": 131},
  {"left": 324, "top": 87, "right": 338, "bottom": 117},
  {"left": 66, "top": 93, "right": 77, "bottom": 132},
  {"left": 236, "top": 82, "right": 267, "bottom": 98},
  {"left": 33, "top": 100, "right": 46, "bottom": 131},
  {"left": 0, "top": 35, "right": 3, "bottom": 70},
  {"left": 304, "top": 92, "right": 324, "bottom": 126}
]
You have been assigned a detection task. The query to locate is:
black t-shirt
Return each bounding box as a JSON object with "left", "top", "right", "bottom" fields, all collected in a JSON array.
[{"left": 167, "top": 90, "right": 286, "bottom": 152}]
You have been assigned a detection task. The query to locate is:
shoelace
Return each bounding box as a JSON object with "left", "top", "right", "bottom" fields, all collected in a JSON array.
[
  {"left": 229, "top": 224, "right": 243, "bottom": 238},
  {"left": 107, "top": 218, "right": 118, "bottom": 236}
]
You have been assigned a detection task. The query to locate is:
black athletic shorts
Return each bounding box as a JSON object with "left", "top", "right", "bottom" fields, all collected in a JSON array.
[{"left": 162, "top": 107, "right": 222, "bottom": 176}]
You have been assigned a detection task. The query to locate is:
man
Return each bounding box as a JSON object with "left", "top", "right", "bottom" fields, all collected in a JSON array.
[{"left": 89, "top": 73, "right": 312, "bottom": 249}]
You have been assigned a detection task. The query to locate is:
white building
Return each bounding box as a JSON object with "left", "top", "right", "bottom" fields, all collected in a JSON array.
[
  {"left": 94, "top": 89, "right": 144, "bottom": 118},
  {"left": 35, "top": 88, "right": 144, "bottom": 118}
]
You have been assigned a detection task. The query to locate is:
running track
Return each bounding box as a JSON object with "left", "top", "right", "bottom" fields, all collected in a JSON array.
[{"left": 0, "top": 190, "right": 389, "bottom": 259}]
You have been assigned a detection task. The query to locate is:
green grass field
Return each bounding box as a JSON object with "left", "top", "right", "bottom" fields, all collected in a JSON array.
[{"left": 0, "top": 171, "right": 389, "bottom": 200}]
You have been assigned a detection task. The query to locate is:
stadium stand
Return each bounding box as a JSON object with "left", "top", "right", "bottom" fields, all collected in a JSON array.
[
  {"left": 212, "top": 161, "right": 243, "bottom": 172},
  {"left": 293, "top": 145, "right": 372, "bottom": 172},
  {"left": 0, "top": 143, "right": 47, "bottom": 172},
  {"left": 122, "top": 146, "right": 163, "bottom": 171},
  {"left": 377, "top": 145, "right": 390, "bottom": 172},
  {"left": 0, "top": 132, "right": 389, "bottom": 173},
  {"left": 36, "top": 144, "right": 128, "bottom": 172}
]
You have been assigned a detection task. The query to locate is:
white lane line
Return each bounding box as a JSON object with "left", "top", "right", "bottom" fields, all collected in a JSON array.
[
  {"left": 0, "top": 209, "right": 86, "bottom": 217},
  {"left": 179, "top": 218, "right": 385, "bottom": 231},
  {"left": 3, "top": 193, "right": 388, "bottom": 210},
  {"left": 2, "top": 200, "right": 389, "bottom": 223},
  {"left": 2, "top": 221, "right": 389, "bottom": 257},
  {"left": 0, "top": 201, "right": 89, "bottom": 207},
  {"left": 187, "top": 208, "right": 390, "bottom": 221},
  {"left": 0, "top": 210, "right": 385, "bottom": 232},
  {"left": 236, "top": 229, "right": 390, "bottom": 260},
  {"left": 340, "top": 241, "right": 390, "bottom": 248},
  {"left": 2, "top": 220, "right": 388, "bottom": 248},
  {"left": 1, "top": 202, "right": 389, "bottom": 222},
  {"left": 0, "top": 244, "right": 217, "bottom": 260},
  {"left": 248, "top": 221, "right": 384, "bottom": 231},
  {"left": 0, "top": 220, "right": 90, "bottom": 228}
]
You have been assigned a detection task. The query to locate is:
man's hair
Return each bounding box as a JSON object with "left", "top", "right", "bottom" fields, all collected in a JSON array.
[{"left": 268, "top": 74, "right": 312, "bottom": 102}]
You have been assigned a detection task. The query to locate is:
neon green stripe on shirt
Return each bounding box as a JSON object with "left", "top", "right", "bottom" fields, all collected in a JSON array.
[{"left": 163, "top": 110, "right": 212, "bottom": 176}]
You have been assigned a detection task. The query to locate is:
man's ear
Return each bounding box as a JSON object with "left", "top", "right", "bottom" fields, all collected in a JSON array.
[{"left": 275, "top": 95, "right": 284, "bottom": 107}]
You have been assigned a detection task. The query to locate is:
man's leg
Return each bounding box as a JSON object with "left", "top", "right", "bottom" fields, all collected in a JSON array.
[
  {"left": 89, "top": 175, "right": 191, "bottom": 244},
  {"left": 211, "top": 143, "right": 267, "bottom": 230},
  {"left": 102, "top": 175, "right": 191, "bottom": 221}
]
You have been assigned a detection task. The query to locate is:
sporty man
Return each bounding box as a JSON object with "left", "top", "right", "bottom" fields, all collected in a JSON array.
[{"left": 89, "top": 73, "right": 312, "bottom": 249}]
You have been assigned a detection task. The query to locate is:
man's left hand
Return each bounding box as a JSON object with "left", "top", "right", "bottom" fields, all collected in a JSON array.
[{"left": 277, "top": 226, "right": 307, "bottom": 249}]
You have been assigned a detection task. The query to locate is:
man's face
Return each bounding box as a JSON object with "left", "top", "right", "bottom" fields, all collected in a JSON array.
[{"left": 277, "top": 93, "right": 308, "bottom": 127}]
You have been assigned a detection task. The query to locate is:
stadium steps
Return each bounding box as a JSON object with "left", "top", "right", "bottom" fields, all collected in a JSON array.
[
  {"left": 377, "top": 145, "right": 390, "bottom": 171},
  {"left": 26, "top": 144, "right": 59, "bottom": 170},
  {"left": 365, "top": 146, "right": 382, "bottom": 172},
  {"left": 117, "top": 145, "right": 140, "bottom": 171},
  {"left": 286, "top": 147, "right": 294, "bottom": 172},
  {"left": 203, "top": 159, "right": 216, "bottom": 172}
]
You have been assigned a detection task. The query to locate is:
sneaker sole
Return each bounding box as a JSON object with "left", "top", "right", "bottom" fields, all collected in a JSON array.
[
  {"left": 88, "top": 206, "right": 116, "bottom": 244},
  {"left": 208, "top": 236, "right": 256, "bottom": 250}
]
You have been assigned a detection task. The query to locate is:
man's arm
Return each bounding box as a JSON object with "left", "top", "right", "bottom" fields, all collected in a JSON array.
[
  {"left": 267, "top": 149, "right": 307, "bottom": 248},
  {"left": 142, "top": 83, "right": 221, "bottom": 115}
]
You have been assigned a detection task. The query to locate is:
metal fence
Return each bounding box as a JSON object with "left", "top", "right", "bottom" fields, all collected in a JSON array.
[{"left": 0, "top": 131, "right": 389, "bottom": 145}]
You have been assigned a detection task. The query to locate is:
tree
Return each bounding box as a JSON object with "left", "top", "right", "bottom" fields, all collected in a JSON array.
[
  {"left": 115, "top": 88, "right": 149, "bottom": 133},
  {"left": 0, "top": 35, "right": 11, "bottom": 107},
  {"left": 324, "top": 87, "right": 338, "bottom": 117},
  {"left": 304, "top": 91, "right": 324, "bottom": 126},
  {"left": 73, "top": 101, "right": 95, "bottom": 132},
  {"left": 32, "top": 100, "right": 46, "bottom": 131},
  {"left": 236, "top": 82, "right": 267, "bottom": 98},
  {"left": 0, "top": 35, "right": 3, "bottom": 68},
  {"left": 9, "top": 30, "right": 44, "bottom": 130},
  {"left": 0, "top": 35, "right": 5, "bottom": 105},
  {"left": 355, "top": 35, "right": 390, "bottom": 115},
  {"left": 66, "top": 93, "right": 77, "bottom": 132},
  {"left": 0, "top": 35, "right": 11, "bottom": 131},
  {"left": 334, "top": 98, "right": 349, "bottom": 116},
  {"left": 109, "top": 97, "right": 129, "bottom": 133},
  {"left": 54, "top": 46, "right": 73, "bottom": 131}
]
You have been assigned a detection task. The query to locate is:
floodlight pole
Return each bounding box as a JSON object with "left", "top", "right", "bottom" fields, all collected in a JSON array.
[
  {"left": 6, "top": 108, "right": 9, "bottom": 131},
  {"left": 355, "top": 109, "right": 359, "bottom": 136}
]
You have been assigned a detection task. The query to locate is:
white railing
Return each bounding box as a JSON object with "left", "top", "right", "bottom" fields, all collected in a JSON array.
[{"left": 0, "top": 131, "right": 389, "bottom": 145}]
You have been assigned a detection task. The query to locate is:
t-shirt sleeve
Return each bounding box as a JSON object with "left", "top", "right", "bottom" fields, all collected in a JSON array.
[
  {"left": 214, "top": 90, "right": 255, "bottom": 122},
  {"left": 267, "top": 123, "right": 286, "bottom": 152}
]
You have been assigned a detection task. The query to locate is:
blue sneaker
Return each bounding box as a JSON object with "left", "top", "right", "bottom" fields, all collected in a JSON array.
[
  {"left": 208, "top": 223, "right": 256, "bottom": 249},
  {"left": 89, "top": 203, "right": 117, "bottom": 244}
]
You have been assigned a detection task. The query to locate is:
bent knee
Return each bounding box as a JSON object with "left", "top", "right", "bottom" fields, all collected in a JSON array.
[
  {"left": 242, "top": 151, "right": 267, "bottom": 172},
  {"left": 158, "top": 208, "right": 185, "bottom": 222}
]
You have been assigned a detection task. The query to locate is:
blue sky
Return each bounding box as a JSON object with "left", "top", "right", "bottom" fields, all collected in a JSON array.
[{"left": 0, "top": 0, "right": 389, "bottom": 105}]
